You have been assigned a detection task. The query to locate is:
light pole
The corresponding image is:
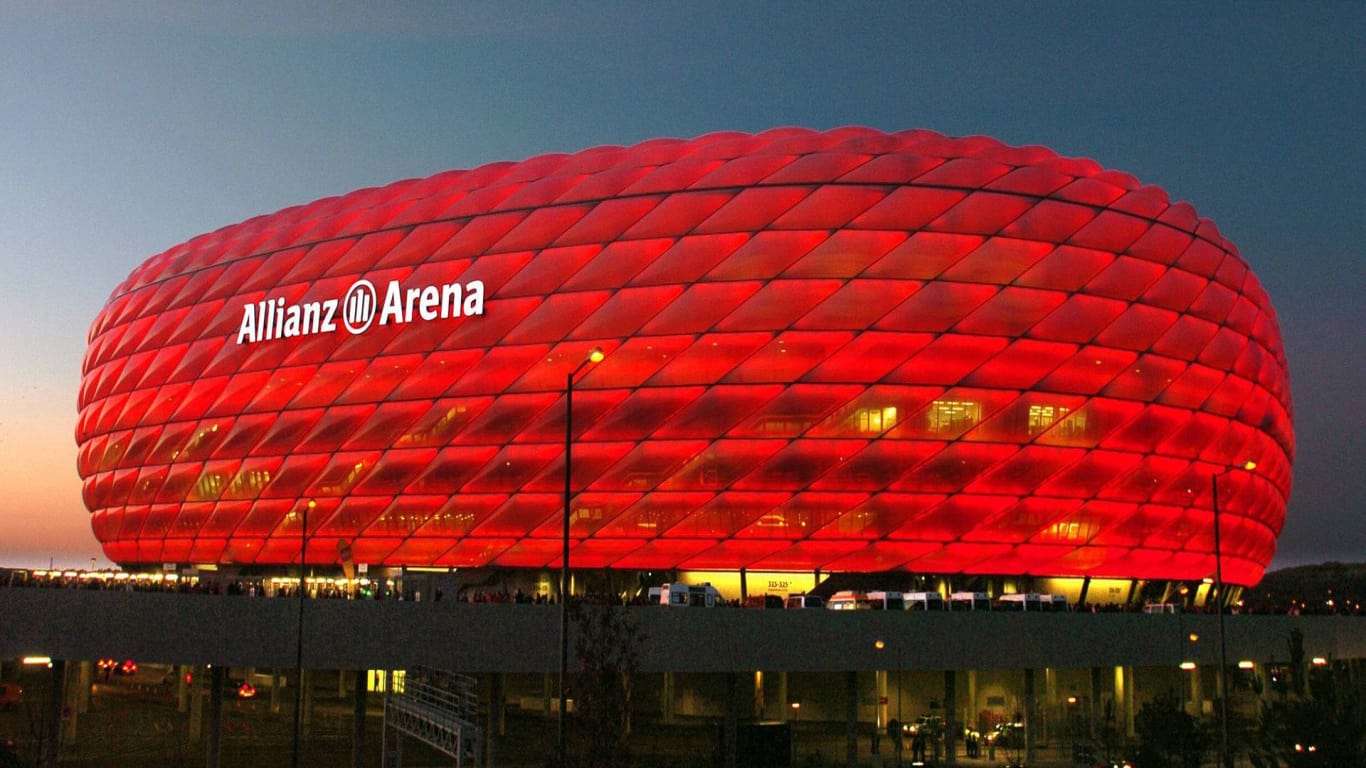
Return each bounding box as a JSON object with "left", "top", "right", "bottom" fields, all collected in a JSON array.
[
  {"left": 292, "top": 498, "right": 315, "bottom": 768},
  {"left": 1211, "top": 460, "right": 1256, "bottom": 768},
  {"left": 559, "top": 346, "right": 603, "bottom": 768}
]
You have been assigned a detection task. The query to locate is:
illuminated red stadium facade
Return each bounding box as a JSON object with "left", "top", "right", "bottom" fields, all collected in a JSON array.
[{"left": 76, "top": 127, "right": 1293, "bottom": 586}]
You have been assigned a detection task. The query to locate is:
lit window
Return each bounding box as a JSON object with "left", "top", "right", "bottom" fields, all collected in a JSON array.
[
  {"left": 570, "top": 506, "right": 605, "bottom": 526},
  {"left": 855, "top": 406, "right": 899, "bottom": 433},
  {"left": 927, "top": 400, "right": 981, "bottom": 434},
  {"left": 225, "top": 470, "right": 272, "bottom": 497},
  {"left": 1051, "top": 408, "right": 1090, "bottom": 439},
  {"left": 1027, "top": 404, "right": 1069, "bottom": 434},
  {"left": 756, "top": 416, "right": 813, "bottom": 434},
  {"left": 399, "top": 405, "right": 468, "bottom": 446},
  {"left": 193, "top": 472, "right": 228, "bottom": 500}
]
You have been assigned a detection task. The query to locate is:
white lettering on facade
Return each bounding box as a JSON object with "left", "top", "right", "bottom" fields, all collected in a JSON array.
[{"left": 236, "top": 278, "right": 485, "bottom": 345}]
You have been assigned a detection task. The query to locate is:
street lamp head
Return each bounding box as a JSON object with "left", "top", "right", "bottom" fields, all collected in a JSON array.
[{"left": 588, "top": 347, "right": 605, "bottom": 364}]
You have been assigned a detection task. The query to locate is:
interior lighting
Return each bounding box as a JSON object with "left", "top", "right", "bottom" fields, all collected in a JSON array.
[
  {"left": 1188, "top": 632, "right": 1200, "bottom": 643},
  {"left": 873, "top": 639, "right": 885, "bottom": 650},
  {"left": 1311, "top": 657, "right": 1328, "bottom": 666},
  {"left": 1237, "top": 660, "right": 1255, "bottom": 670},
  {"left": 790, "top": 701, "right": 801, "bottom": 710},
  {"left": 22, "top": 656, "right": 52, "bottom": 667},
  {"left": 588, "top": 347, "right": 605, "bottom": 364},
  {"left": 1066, "top": 696, "right": 1078, "bottom": 705},
  {"left": 1242, "top": 460, "right": 1257, "bottom": 471},
  {"left": 1180, "top": 662, "right": 1197, "bottom": 670}
]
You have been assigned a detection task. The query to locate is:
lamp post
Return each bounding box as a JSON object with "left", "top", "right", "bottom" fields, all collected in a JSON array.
[
  {"left": 559, "top": 346, "right": 604, "bottom": 767},
  {"left": 292, "top": 498, "right": 315, "bottom": 768},
  {"left": 1211, "top": 460, "right": 1256, "bottom": 768}
]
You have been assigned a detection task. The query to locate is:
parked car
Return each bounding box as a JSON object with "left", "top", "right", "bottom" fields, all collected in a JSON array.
[
  {"left": 785, "top": 593, "right": 824, "bottom": 609},
  {"left": 996, "top": 593, "right": 1044, "bottom": 611},
  {"left": 903, "top": 591, "right": 946, "bottom": 611},
  {"left": 1043, "top": 593, "right": 1073, "bottom": 611},
  {"left": 827, "top": 590, "right": 869, "bottom": 610},
  {"left": 950, "top": 591, "right": 992, "bottom": 611},
  {"left": 866, "top": 590, "right": 905, "bottom": 610},
  {"left": 652, "top": 583, "right": 720, "bottom": 607}
]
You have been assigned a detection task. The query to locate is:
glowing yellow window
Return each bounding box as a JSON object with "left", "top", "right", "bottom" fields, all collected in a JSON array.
[
  {"left": 855, "top": 406, "right": 898, "bottom": 433},
  {"left": 1027, "top": 404, "right": 1070, "bottom": 434},
  {"left": 927, "top": 400, "right": 981, "bottom": 434}
]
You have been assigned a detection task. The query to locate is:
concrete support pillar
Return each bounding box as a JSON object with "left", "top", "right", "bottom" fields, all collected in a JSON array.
[
  {"left": 944, "top": 670, "right": 958, "bottom": 766},
  {"left": 206, "top": 665, "right": 225, "bottom": 768},
  {"left": 1188, "top": 664, "right": 1203, "bottom": 716},
  {"left": 76, "top": 660, "right": 92, "bottom": 715},
  {"left": 845, "top": 671, "right": 858, "bottom": 768},
  {"left": 966, "top": 670, "right": 978, "bottom": 731},
  {"left": 1044, "top": 667, "right": 1058, "bottom": 743},
  {"left": 875, "top": 670, "right": 888, "bottom": 730},
  {"left": 1024, "top": 668, "right": 1037, "bottom": 765},
  {"left": 494, "top": 673, "right": 506, "bottom": 736},
  {"left": 302, "top": 668, "right": 314, "bottom": 731},
  {"left": 1112, "top": 666, "right": 1126, "bottom": 741},
  {"left": 381, "top": 673, "right": 398, "bottom": 768},
  {"left": 40, "top": 659, "right": 65, "bottom": 768},
  {"left": 177, "top": 665, "right": 190, "bottom": 712},
  {"left": 753, "top": 671, "right": 765, "bottom": 719},
  {"left": 271, "top": 669, "right": 283, "bottom": 714},
  {"left": 740, "top": 568, "right": 748, "bottom": 601},
  {"left": 1089, "top": 667, "right": 1103, "bottom": 739},
  {"left": 1122, "top": 666, "right": 1136, "bottom": 738},
  {"left": 189, "top": 666, "right": 205, "bottom": 742},
  {"left": 723, "top": 672, "right": 739, "bottom": 768},
  {"left": 61, "top": 660, "right": 80, "bottom": 745},
  {"left": 661, "top": 672, "right": 675, "bottom": 723},
  {"left": 777, "top": 671, "right": 789, "bottom": 723},
  {"left": 352, "top": 670, "right": 367, "bottom": 768}
]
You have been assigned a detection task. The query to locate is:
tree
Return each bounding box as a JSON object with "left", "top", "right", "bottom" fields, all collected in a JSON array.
[
  {"left": 1134, "top": 691, "right": 1208, "bottom": 768},
  {"left": 565, "top": 599, "right": 643, "bottom": 768},
  {"left": 1248, "top": 664, "right": 1366, "bottom": 768}
]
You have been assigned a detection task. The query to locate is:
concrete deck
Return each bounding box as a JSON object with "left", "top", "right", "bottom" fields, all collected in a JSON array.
[{"left": 4, "top": 589, "right": 1362, "bottom": 671}]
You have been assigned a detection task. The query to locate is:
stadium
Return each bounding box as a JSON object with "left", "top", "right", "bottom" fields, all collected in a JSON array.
[{"left": 75, "top": 127, "right": 1293, "bottom": 601}]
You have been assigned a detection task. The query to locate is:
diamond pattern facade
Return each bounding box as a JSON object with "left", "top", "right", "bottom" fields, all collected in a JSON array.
[{"left": 76, "top": 127, "right": 1293, "bottom": 585}]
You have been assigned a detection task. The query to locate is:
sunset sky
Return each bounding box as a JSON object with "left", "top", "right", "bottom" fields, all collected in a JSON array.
[{"left": 1, "top": 3, "right": 1362, "bottom": 568}]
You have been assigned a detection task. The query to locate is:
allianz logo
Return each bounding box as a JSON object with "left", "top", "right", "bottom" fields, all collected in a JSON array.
[{"left": 236, "top": 278, "right": 485, "bottom": 345}]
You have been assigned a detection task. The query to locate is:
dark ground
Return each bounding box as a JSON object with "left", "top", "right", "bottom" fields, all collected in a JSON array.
[{"left": 0, "top": 668, "right": 1077, "bottom": 768}]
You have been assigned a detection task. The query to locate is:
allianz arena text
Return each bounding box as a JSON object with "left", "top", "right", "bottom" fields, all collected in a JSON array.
[{"left": 76, "top": 127, "right": 1293, "bottom": 586}]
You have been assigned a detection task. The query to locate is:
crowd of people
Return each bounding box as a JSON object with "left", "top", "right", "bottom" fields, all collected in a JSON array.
[{"left": 2, "top": 567, "right": 1360, "bottom": 615}]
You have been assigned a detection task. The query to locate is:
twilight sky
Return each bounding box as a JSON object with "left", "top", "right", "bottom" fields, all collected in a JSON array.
[{"left": 0, "top": 3, "right": 1361, "bottom": 569}]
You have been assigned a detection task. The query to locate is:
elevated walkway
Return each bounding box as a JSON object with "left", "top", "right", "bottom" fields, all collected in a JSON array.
[{"left": 3, "top": 588, "right": 1364, "bottom": 671}]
